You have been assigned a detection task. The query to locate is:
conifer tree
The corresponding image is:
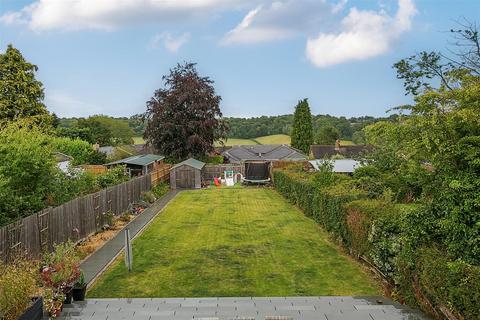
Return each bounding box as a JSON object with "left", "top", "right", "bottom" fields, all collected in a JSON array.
[
  {"left": 291, "top": 98, "right": 313, "bottom": 154},
  {"left": 0, "top": 44, "right": 51, "bottom": 124}
]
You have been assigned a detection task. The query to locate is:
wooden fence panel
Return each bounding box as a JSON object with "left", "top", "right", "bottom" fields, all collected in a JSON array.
[
  {"left": 22, "top": 214, "right": 40, "bottom": 258},
  {"left": 0, "top": 174, "right": 154, "bottom": 263},
  {"left": 203, "top": 164, "right": 244, "bottom": 181}
]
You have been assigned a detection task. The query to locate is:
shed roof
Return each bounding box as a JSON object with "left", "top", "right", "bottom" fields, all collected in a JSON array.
[
  {"left": 309, "top": 159, "right": 362, "bottom": 173},
  {"left": 107, "top": 154, "right": 164, "bottom": 166},
  {"left": 222, "top": 144, "right": 307, "bottom": 163},
  {"left": 54, "top": 152, "right": 73, "bottom": 162},
  {"left": 172, "top": 158, "right": 206, "bottom": 170}
]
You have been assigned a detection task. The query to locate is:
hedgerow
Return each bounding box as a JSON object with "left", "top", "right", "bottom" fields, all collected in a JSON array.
[{"left": 273, "top": 165, "right": 480, "bottom": 319}]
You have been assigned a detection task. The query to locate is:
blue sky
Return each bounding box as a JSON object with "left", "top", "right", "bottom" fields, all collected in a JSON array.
[{"left": 0, "top": 0, "right": 478, "bottom": 118}]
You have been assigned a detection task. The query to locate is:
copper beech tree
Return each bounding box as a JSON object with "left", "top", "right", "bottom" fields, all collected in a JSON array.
[{"left": 143, "top": 63, "right": 228, "bottom": 161}]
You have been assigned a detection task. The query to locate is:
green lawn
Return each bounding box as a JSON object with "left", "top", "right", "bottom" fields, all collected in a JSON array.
[
  {"left": 254, "top": 134, "right": 291, "bottom": 145},
  {"left": 88, "top": 188, "right": 379, "bottom": 297}
]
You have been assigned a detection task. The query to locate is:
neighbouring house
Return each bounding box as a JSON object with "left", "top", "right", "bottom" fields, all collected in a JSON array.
[
  {"left": 54, "top": 152, "right": 74, "bottom": 173},
  {"left": 222, "top": 145, "right": 307, "bottom": 182},
  {"left": 170, "top": 158, "right": 205, "bottom": 189},
  {"left": 310, "top": 140, "right": 373, "bottom": 159},
  {"left": 106, "top": 154, "right": 165, "bottom": 177},
  {"left": 309, "top": 159, "right": 362, "bottom": 174}
]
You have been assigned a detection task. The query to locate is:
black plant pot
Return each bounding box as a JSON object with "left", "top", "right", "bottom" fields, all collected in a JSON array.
[
  {"left": 72, "top": 284, "right": 87, "bottom": 301},
  {"left": 18, "top": 297, "right": 43, "bottom": 320},
  {"left": 64, "top": 287, "right": 73, "bottom": 304}
]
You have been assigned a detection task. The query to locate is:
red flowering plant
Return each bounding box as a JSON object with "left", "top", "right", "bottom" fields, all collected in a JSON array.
[{"left": 40, "top": 241, "right": 81, "bottom": 295}]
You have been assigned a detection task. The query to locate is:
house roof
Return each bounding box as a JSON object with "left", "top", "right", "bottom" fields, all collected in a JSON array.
[
  {"left": 54, "top": 152, "right": 73, "bottom": 162},
  {"left": 310, "top": 145, "right": 373, "bottom": 159},
  {"left": 223, "top": 144, "right": 307, "bottom": 163},
  {"left": 309, "top": 159, "right": 362, "bottom": 173},
  {"left": 172, "top": 158, "right": 206, "bottom": 170},
  {"left": 107, "top": 154, "right": 164, "bottom": 166},
  {"left": 98, "top": 146, "right": 116, "bottom": 156}
]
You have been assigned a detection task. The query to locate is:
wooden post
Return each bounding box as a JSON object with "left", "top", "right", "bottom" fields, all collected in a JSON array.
[{"left": 124, "top": 229, "right": 132, "bottom": 272}]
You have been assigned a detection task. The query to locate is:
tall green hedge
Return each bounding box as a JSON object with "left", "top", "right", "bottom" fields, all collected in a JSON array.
[{"left": 273, "top": 168, "right": 480, "bottom": 320}]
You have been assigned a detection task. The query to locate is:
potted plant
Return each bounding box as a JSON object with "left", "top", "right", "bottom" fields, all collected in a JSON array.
[
  {"left": 44, "top": 288, "right": 65, "bottom": 319},
  {"left": 72, "top": 272, "right": 87, "bottom": 301},
  {"left": 0, "top": 258, "right": 43, "bottom": 320},
  {"left": 40, "top": 241, "right": 81, "bottom": 309}
]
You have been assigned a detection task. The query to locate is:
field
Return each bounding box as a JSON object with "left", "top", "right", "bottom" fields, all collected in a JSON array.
[
  {"left": 215, "top": 138, "right": 258, "bottom": 146},
  {"left": 254, "top": 134, "right": 291, "bottom": 145},
  {"left": 88, "top": 188, "right": 379, "bottom": 298},
  {"left": 339, "top": 140, "right": 355, "bottom": 146},
  {"left": 143, "top": 135, "right": 353, "bottom": 147}
]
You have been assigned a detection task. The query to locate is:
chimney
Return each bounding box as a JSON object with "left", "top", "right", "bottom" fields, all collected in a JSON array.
[{"left": 335, "top": 139, "right": 341, "bottom": 151}]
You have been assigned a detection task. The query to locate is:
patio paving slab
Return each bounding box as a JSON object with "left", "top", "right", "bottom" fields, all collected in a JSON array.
[{"left": 53, "top": 297, "right": 431, "bottom": 320}]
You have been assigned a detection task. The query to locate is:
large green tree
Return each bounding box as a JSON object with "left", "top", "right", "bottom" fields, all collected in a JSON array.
[
  {"left": 0, "top": 44, "right": 51, "bottom": 124},
  {"left": 315, "top": 125, "right": 340, "bottom": 145},
  {"left": 143, "top": 62, "right": 228, "bottom": 161},
  {"left": 291, "top": 98, "right": 313, "bottom": 154},
  {"left": 363, "top": 21, "right": 480, "bottom": 265}
]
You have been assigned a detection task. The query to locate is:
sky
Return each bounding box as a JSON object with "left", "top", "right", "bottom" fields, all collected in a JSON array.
[{"left": 0, "top": 0, "right": 478, "bottom": 119}]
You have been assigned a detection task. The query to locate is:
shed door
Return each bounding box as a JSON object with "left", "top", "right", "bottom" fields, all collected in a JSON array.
[{"left": 176, "top": 166, "right": 195, "bottom": 189}]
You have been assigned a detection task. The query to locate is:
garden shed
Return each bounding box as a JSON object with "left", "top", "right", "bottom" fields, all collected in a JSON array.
[
  {"left": 170, "top": 158, "right": 205, "bottom": 189},
  {"left": 106, "top": 154, "right": 165, "bottom": 177}
]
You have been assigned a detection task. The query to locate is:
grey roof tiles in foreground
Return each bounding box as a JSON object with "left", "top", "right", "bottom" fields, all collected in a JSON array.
[{"left": 54, "top": 296, "right": 430, "bottom": 320}]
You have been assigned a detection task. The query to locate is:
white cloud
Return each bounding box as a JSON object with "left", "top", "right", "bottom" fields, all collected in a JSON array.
[
  {"left": 46, "top": 90, "right": 100, "bottom": 117},
  {"left": 150, "top": 32, "right": 191, "bottom": 53},
  {"left": 1, "top": 0, "right": 253, "bottom": 31},
  {"left": 222, "top": 0, "right": 334, "bottom": 45},
  {"left": 306, "top": 0, "right": 417, "bottom": 68}
]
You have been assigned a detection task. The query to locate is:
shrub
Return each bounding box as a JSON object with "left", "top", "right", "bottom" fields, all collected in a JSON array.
[
  {"left": 344, "top": 199, "right": 393, "bottom": 258},
  {"left": 142, "top": 191, "right": 156, "bottom": 204},
  {"left": 273, "top": 166, "right": 480, "bottom": 319},
  {"left": 415, "top": 248, "right": 480, "bottom": 320},
  {"left": 0, "top": 259, "right": 38, "bottom": 320},
  {"left": 152, "top": 182, "right": 169, "bottom": 199},
  {"left": 41, "top": 241, "right": 81, "bottom": 291},
  {"left": 273, "top": 168, "right": 364, "bottom": 244},
  {"left": 203, "top": 155, "right": 224, "bottom": 164},
  {"left": 95, "top": 166, "right": 129, "bottom": 189}
]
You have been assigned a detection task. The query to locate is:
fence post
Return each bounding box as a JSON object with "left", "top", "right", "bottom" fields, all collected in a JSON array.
[{"left": 124, "top": 228, "right": 132, "bottom": 272}]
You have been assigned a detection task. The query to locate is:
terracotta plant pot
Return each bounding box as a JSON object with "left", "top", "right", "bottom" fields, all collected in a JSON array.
[{"left": 18, "top": 297, "right": 43, "bottom": 320}]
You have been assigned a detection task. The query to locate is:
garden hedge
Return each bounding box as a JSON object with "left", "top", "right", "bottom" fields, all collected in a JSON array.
[{"left": 273, "top": 168, "right": 480, "bottom": 320}]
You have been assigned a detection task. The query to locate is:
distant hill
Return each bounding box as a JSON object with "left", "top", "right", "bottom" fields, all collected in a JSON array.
[
  {"left": 225, "top": 114, "right": 396, "bottom": 141},
  {"left": 61, "top": 113, "right": 395, "bottom": 146}
]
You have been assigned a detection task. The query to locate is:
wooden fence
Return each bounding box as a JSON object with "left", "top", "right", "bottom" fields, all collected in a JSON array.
[
  {"left": 150, "top": 164, "right": 172, "bottom": 186},
  {"left": 203, "top": 164, "right": 244, "bottom": 181},
  {"left": 81, "top": 164, "right": 108, "bottom": 175},
  {"left": 0, "top": 174, "right": 152, "bottom": 263}
]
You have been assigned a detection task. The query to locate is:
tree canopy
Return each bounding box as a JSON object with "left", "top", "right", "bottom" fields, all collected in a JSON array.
[
  {"left": 57, "top": 115, "right": 135, "bottom": 146},
  {"left": 143, "top": 62, "right": 228, "bottom": 161},
  {"left": 0, "top": 44, "right": 52, "bottom": 125},
  {"left": 291, "top": 99, "right": 313, "bottom": 153},
  {"left": 315, "top": 125, "right": 340, "bottom": 145}
]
